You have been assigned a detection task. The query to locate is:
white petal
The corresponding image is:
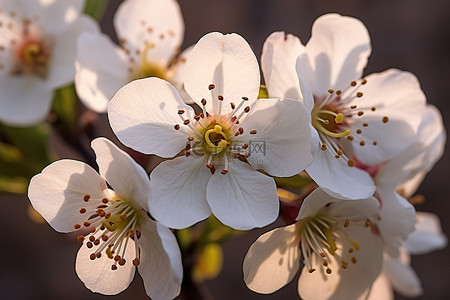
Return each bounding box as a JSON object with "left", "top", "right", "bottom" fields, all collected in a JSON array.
[
  {"left": 403, "top": 212, "right": 448, "bottom": 255},
  {"left": 108, "top": 77, "right": 195, "bottom": 157},
  {"left": 298, "top": 225, "right": 383, "bottom": 300},
  {"left": 75, "top": 32, "right": 128, "bottom": 113},
  {"left": 306, "top": 146, "right": 376, "bottom": 200},
  {"left": 348, "top": 69, "right": 426, "bottom": 165},
  {"left": 30, "top": 0, "right": 85, "bottom": 36},
  {"left": 383, "top": 251, "right": 423, "bottom": 297},
  {"left": 262, "top": 32, "right": 305, "bottom": 100},
  {"left": 243, "top": 224, "right": 301, "bottom": 294},
  {"left": 138, "top": 218, "right": 182, "bottom": 299},
  {"left": 376, "top": 187, "right": 415, "bottom": 256},
  {"left": 46, "top": 15, "right": 99, "bottom": 90},
  {"left": 206, "top": 160, "right": 278, "bottom": 230},
  {"left": 0, "top": 75, "right": 52, "bottom": 126},
  {"left": 28, "top": 159, "right": 107, "bottom": 232},
  {"left": 239, "top": 98, "right": 314, "bottom": 177},
  {"left": 114, "top": 0, "right": 184, "bottom": 66},
  {"left": 303, "top": 13, "right": 371, "bottom": 96},
  {"left": 166, "top": 45, "right": 194, "bottom": 104},
  {"left": 366, "top": 272, "right": 394, "bottom": 300},
  {"left": 149, "top": 156, "right": 212, "bottom": 229},
  {"left": 91, "top": 138, "right": 150, "bottom": 210},
  {"left": 75, "top": 234, "right": 136, "bottom": 295},
  {"left": 296, "top": 187, "right": 380, "bottom": 221},
  {"left": 184, "top": 32, "right": 260, "bottom": 115}
]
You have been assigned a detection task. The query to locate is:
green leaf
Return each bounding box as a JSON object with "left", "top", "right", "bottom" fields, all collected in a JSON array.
[
  {"left": 84, "top": 0, "right": 108, "bottom": 20},
  {"left": 51, "top": 84, "right": 78, "bottom": 135},
  {"left": 274, "top": 173, "right": 314, "bottom": 189},
  {"left": 0, "top": 175, "right": 28, "bottom": 194}
]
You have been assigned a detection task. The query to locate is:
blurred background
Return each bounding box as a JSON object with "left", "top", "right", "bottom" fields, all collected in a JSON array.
[{"left": 1, "top": 0, "right": 449, "bottom": 299}]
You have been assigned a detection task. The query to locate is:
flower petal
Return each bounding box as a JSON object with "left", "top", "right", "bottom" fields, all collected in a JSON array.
[
  {"left": 75, "top": 32, "right": 128, "bottom": 113},
  {"left": 138, "top": 218, "right": 183, "bottom": 299},
  {"left": 262, "top": 32, "right": 305, "bottom": 100},
  {"left": 91, "top": 137, "right": 150, "bottom": 210},
  {"left": 239, "top": 98, "right": 314, "bottom": 177},
  {"left": 149, "top": 155, "right": 212, "bottom": 229},
  {"left": 207, "top": 160, "right": 278, "bottom": 230},
  {"left": 366, "top": 272, "right": 394, "bottom": 300},
  {"left": 306, "top": 147, "right": 376, "bottom": 200},
  {"left": 348, "top": 69, "right": 426, "bottom": 165},
  {"left": 108, "top": 77, "right": 194, "bottom": 157},
  {"left": 376, "top": 187, "right": 415, "bottom": 256},
  {"left": 383, "top": 250, "right": 422, "bottom": 297},
  {"left": 184, "top": 32, "right": 260, "bottom": 115},
  {"left": 298, "top": 225, "right": 383, "bottom": 300},
  {"left": 403, "top": 212, "right": 448, "bottom": 255},
  {"left": 75, "top": 234, "right": 136, "bottom": 295},
  {"left": 302, "top": 13, "right": 371, "bottom": 97},
  {"left": 0, "top": 75, "right": 52, "bottom": 126},
  {"left": 166, "top": 45, "right": 194, "bottom": 104},
  {"left": 243, "top": 224, "right": 301, "bottom": 294},
  {"left": 28, "top": 159, "right": 107, "bottom": 233},
  {"left": 114, "top": 0, "right": 184, "bottom": 66},
  {"left": 46, "top": 15, "right": 99, "bottom": 90}
]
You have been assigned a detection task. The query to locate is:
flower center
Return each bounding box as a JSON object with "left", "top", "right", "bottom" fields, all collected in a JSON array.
[
  {"left": 174, "top": 84, "right": 259, "bottom": 174},
  {"left": 312, "top": 108, "right": 350, "bottom": 138},
  {"left": 297, "top": 209, "right": 367, "bottom": 275},
  {"left": 73, "top": 192, "right": 142, "bottom": 270},
  {"left": 0, "top": 10, "right": 51, "bottom": 77}
]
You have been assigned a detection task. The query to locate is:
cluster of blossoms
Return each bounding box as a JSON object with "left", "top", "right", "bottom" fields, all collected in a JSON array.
[{"left": 10, "top": 0, "right": 444, "bottom": 299}]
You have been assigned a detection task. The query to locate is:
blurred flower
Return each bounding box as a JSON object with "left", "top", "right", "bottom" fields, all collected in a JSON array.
[
  {"left": 28, "top": 137, "right": 182, "bottom": 299},
  {"left": 192, "top": 243, "right": 224, "bottom": 282},
  {"left": 261, "top": 13, "right": 426, "bottom": 200},
  {"left": 75, "top": 0, "right": 190, "bottom": 112},
  {"left": 0, "top": 0, "right": 98, "bottom": 126},
  {"left": 108, "top": 32, "right": 314, "bottom": 230},
  {"left": 243, "top": 187, "right": 383, "bottom": 300},
  {"left": 367, "top": 104, "right": 447, "bottom": 298}
]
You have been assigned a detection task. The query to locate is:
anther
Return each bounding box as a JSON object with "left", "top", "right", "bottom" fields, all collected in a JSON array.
[
  {"left": 344, "top": 219, "right": 350, "bottom": 227},
  {"left": 365, "top": 220, "right": 371, "bottom": 227},
  {"left": 309, "top": 269, "right": 316, "bottom": 273},
  {"left": 218, "top": 95, "right": 223, "bottom": 101},
  {"left": 133, "top": 258, "right": 140, "bottom": 266},
  {"left": 336, "top": 90, "right": 342, "bottom": 95},
  {"left": 250, "top": 130, "right": 257, "bottom": 134},
  {"left": 90, "top": 253, "right": 96, "bottom": 260},
  {"left": 242, "top": 96, "right": 248, "bottom": 101},
  {"left": 111, "top": 265, "right": 118, "bottom": 270},
  {"left": 120, "top": 214, "right": 127, "bottom": 220},
  {"left": 349, "top": 248, "right": 354, "bottom": 253},
  {"left": 371, "top": 106, "right": 376, "bottom": 111},
  {"left": 83, "top": 195, "right": 90, "bottom": 202},
  {"left": 118, "top": 258, "right": 126, "bottom": 266},
  {"left": 351, "top": 81, "right": 357, "bottom": 87},
  {"left": 242, "top": 143, "right": 248, "bottom": 149},
  {"left": 178, "top": 109, "right": 185, "bottom": 114},
  {"left": 362, "top": 123, "right": 368, "bottom": 127},
  {"left": 244, "top": 106, "right": 250, "bottom": 113},
  {"left": 136, "top": 230, "right": 142, "bottom": 239},
  {"left": 183, "top": 119, "right": 190, "bottom": 125},
  {"left": 351, "top": 257, "right": 357, "bottom": 263},
  {"left": 361, "top": 79, "right": 367, "bottom": 85},
  {"left": 328, "top": 89, "right": 334, "bottom": 94},
  {"left": 321, "top": 144, "right": 327, "bottom": 151},
  {"left": 322, "top": 260, "right": 328, "bottom": 266},
  {"left": 347, "top": 136, "right": 354, "bottom": 141},
  {"left": 356, "top": 92, "right": 363, "bottom": 98},
  {"left": 84, "top": 221, "right": 91, "bottom": 227},
  {"left": 102, "top": 198, "right": 108, "bottom": 204},
  {"left": 77, "top": 235, "right": 85, "bottom": 243},
  {"left": 187, "top": 136, "right": 194, "bottom": 141},
  {"left": 79, "top": 208, "right": 86, "bottom": 214},
  {"left": 96, "top": 252, "right": 101, "bottom": 258},
  {"left": 320, "top": 253, "right": 326, "bottom": 258},
  {"left": 174, "top": 124, "right": 180, "bottom": 130},
  {"left": 347, "top": 159, "right": 355, "bottom": 167},
  {"left": 114, "top": 255, "right": 121, "bottom": 261},
  {"left": 326, "top": 268, "right": 332, "bottom": 274},
  {"left": 244, "top": 152, "right": 250, "bottom": 158},
  {"left": 102, "top": 235, "right": 108, "bottom": 242},
  {"left": 94, "top": 239, "right": 100, "bottom": 246},
  {"left": 86, "top": 242, "right": 93, "bottom": 248},
  {"left": 382, "top": 116, "right": 389, "bottom": 123},
  {"left": 360, "top": 141, "right": 365, "bottom": 146},
  {"left": 373, "top": 141, "right": 378, "bottom": 146},
  {"left": 208, "top": 84, "right": 215, "bottom": 90},
  {"left": 356, "top": 129, "right": 362, "bottom": 134},
  {"left": 89, "top": 236, "right": 95, "bottom": 242},
  {"left": 194, "top": 115, "right": 201, "bottom": 121},
  {"left": 221, "top": 170, "right": 228, "bottom": 174},
  {"left": 351, "top": 105, "right": 357, "bottom": 109},
  {"left": 230, "top": 102, "right": 236, "bottom": 109},
  {"left": 357, "top": 111, "right": 364, "bottom": 116}
]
